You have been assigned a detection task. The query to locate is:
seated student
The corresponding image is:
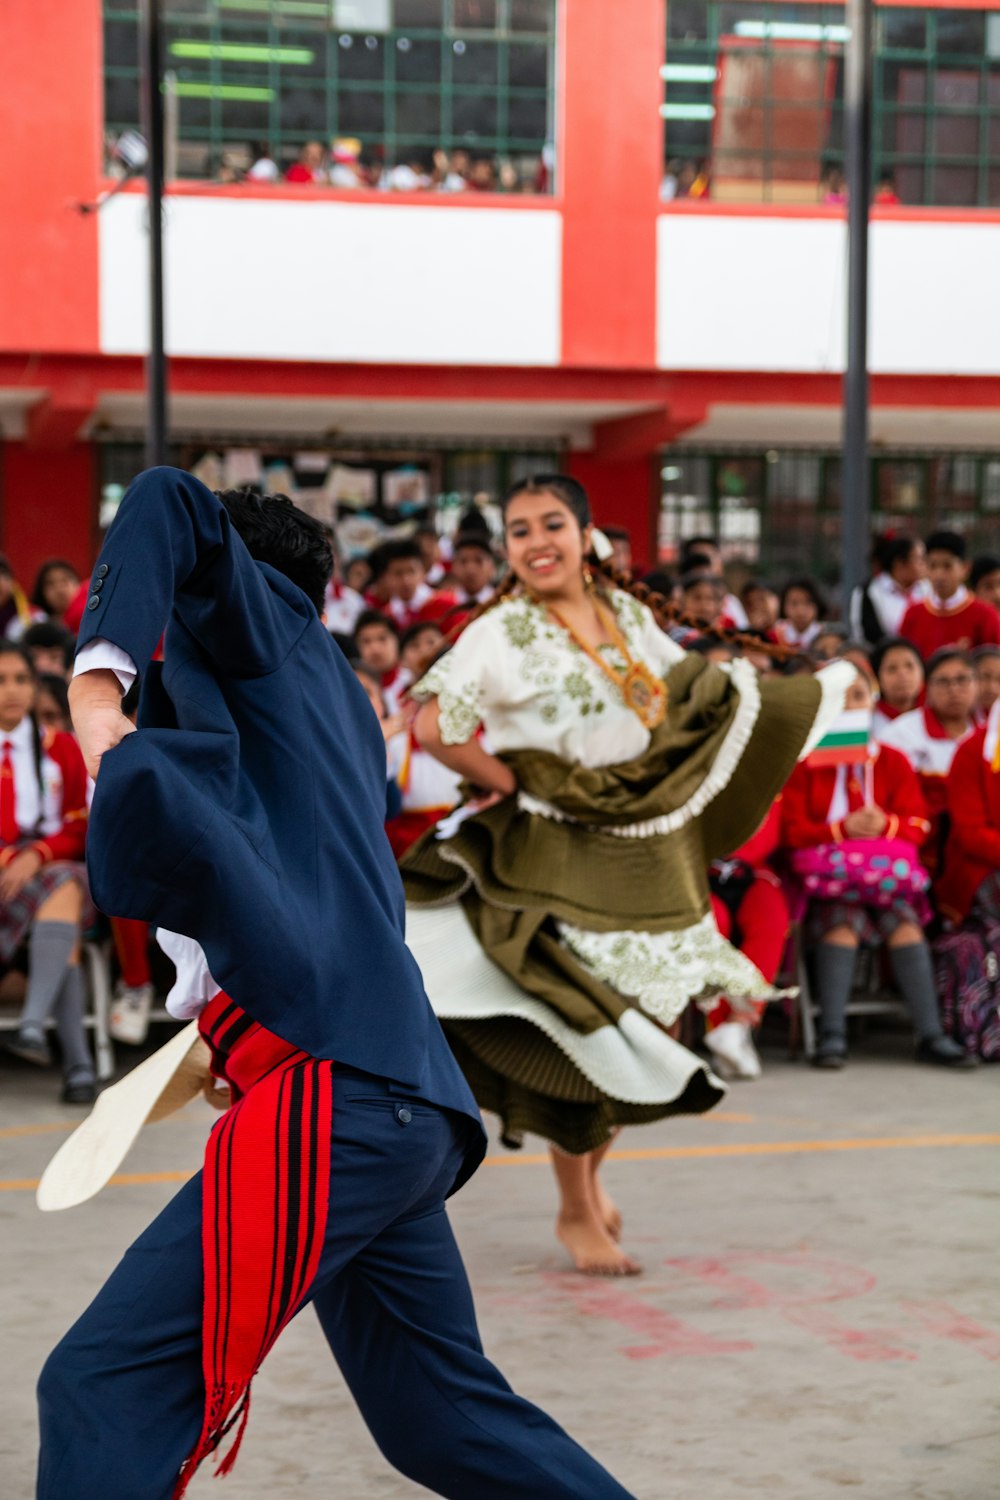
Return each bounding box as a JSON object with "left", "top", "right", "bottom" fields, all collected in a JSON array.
[
  {"left": 0, "top": 554, "right": 42, "bottom": 641},
  {"left": 379, "top": 539, "right": 458, "bottom": 632},
  {"left": 900, "top": 530, "right": 1000, "bottom": 658},
  {"left": 879, "top": 647, "right": 977, "bottom": 855},
  {"left": 35, "top": 674, "right": 72, "bottom": 734},
  {"left": 362, "top": 541, "right": 393, "bottom": 609},
  {"left": 414, "top": 525, "right": 448, "bottom": 587},
  {"left": 344, "top": 555, "right": 372, "bottom": 597},
  {"left": 385, "top": 718, "right": 463, "bottom": 859},
  {"left": 31, "top": 559, "right": 81, "bottom": 629},
  {"left": 0, "top": 644, "right": 95, "bottom": 1102},
  {"left": 444, "top": 532, "right": 498, "bottom": 627},
  {"left": 871, "top": 636, "right": 924, "bottom": 738},
  {"left": 972, "top": 644, "right": 1000, "bottom": 723},
  {"left": 601, "top": 525, "right": 632, "bottom": 578},
  {"left": 704, "top": 800, "right": 789, "bottom": 1082},
  {"left": 970, "top": 553, "right": 1000, "bottom": 615},
  {"left": 850, "top": 535, "right": 928, "bottom": 645},
  {"left": 938, "top": 698, "right": 1000, "bottom": 928},
  {"left": 323, "top": 549, "right": 366, "bottom": 638},
  {"left": 741, "top": 579, "right": 780, "bottom": 637},
  {"left": 781, "top": 665, "right": 971, "bottom": 1070},
  {"left": 679, "top": 536, "right": 747, "bottom": 626},
  {"left": 399, "top": 620, "right": 443, "bottom": 683},
  {"left": 352, "top": 664, "right": 406, "bottom": 821},
  {"left": 680, "top": 571, "right": 732, "bottom": 633},
  {"left": 353, "top": 609, "right": 404, "bottom": 710},
  {"left": 813, "top": 624, "right": 849, "bottom": 661},
  {"left": 22, "top": 621, "right": 75, "bottom": 680},
  {"left": 776, "top": 578, "right": 825, "bottom": 651}
]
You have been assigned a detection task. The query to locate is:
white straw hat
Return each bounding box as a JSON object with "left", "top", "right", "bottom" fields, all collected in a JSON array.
[{"left": 37, "top": 1022, "right": 215, "bottom": 1212}]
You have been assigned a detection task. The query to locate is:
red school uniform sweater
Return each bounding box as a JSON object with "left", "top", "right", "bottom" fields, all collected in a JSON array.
[
  {"left": 781, "top": 744, "right": 930, "bottom": 851},
  {"left": 899, "top": 594, "right": 1000, "bottom": 659},
  {"left": 937, "top": 727, "right": 1000, "bottom": 922},
  {"left": 0, "top": 728, "right": 88, "bottom": 868}
]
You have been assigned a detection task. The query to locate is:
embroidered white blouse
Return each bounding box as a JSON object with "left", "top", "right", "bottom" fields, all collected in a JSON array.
[{"left": 413, "top": 589, "right": 685, "bottom": 770}]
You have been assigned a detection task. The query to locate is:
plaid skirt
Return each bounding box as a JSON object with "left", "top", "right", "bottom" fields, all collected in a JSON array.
[
  {"left": 806, "top": 894, "right": 923, "bottom": 949},
  {"left": 0, "top": 860, "right": 92, "bottom": 964}
]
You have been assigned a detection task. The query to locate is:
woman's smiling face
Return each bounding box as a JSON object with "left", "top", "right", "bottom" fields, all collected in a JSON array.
[{"left": 503, "top": 491, "right": 590, "bottom": 599}]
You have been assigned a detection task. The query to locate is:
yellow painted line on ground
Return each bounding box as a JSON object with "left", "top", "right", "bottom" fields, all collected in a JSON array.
[
  {"left": 2, "top": 1132, "right": 998, "bottom": 1193},
  {"left": 483, "top": 1132, "right": 1000, "bottom": 1166},
  {"left": 0, "top": 1121, "right": 76, "bottom": 1139}
]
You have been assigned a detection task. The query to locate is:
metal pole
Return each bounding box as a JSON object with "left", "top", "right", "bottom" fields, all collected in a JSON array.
[
  {"left": 841, "top": 0, "right": 873, "bottom": 619},
  {"left": 139, "top": 0, "right": 168, "bottom": 468}
]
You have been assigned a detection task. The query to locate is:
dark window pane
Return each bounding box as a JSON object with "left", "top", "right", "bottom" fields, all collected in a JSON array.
[
  {"left": 508, "top": 42, "right": 547, "bottom": 88},
  {"left": 278, "top": 86, "right": 327, "bottom": 134},
  {"left": 104, "top": 19, "right": 137, "bottom": 68},
  {"left": 510, "top": 0, "right": 552, "bottom": 34},
  {"left": 339, "top": 89, "right": 386, "bottom": 134},
  {"left": 395, "top": 89, "right": 441, "bottom": 135},
  {"left": 935, "top": 10, "right": 985, "bottom": 58},
  {"left": 452, "top": 39, "right": 497, "bottom": 85},
  {"left": 395, "top": 37, "right": 441, "bottom": 82},
  {"left": 177, "top": 94, "right": 212, "bottom": 130},
  {"left": 220, "top": 98, "right": 271, "bottom": 135},
  {"left": 452, "top": 0, "right": 496, "bottom": 30},
  {"left": 453, "top": 92, "right": 498, "bottom": 138},
  {"left": 395, "top": 0, "right": 443, "bottom": 23},
  {"left": 668, "top": 2, "right": 710, "bottom": 42},
  {"left": 106, "top": 76, "right": 140, "bottom": 127},
  {"left": 507, "top": 93, "right": 547, "bottom": 140},
  {"left": 337, "top": 32, "right": 385, "bottom": 80},
  {"left": 881, "top": 9, "right": 926, "bottom": 51}
]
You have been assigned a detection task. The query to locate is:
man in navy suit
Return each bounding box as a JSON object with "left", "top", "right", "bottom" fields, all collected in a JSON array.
[{"left": 39, "top": 469, "right": 634, "bottom": 1500}]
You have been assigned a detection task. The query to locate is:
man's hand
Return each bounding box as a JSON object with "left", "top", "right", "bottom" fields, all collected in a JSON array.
[
  {"left": 68, "top": 669, "right": 136, "bottom": 781},
  {"left": 0, "top": 848, "right": 42, "bottom": 901}
]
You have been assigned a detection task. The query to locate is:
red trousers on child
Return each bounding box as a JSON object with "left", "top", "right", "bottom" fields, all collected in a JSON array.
[{"left": 709, "top": 872, "right": 789, "bottom": 1028}]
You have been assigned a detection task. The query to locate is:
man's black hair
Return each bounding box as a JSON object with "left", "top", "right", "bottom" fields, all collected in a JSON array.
[
  {"left": 681, "top": 570, "right": 724, "bottom": 593},
  {"left": 970, "top": 554, "right": 1000, "bottom": 589},
  {"left": 216, "top": 489, "right": 332, "bottom": 614},
  {"left": 682, "top": 551, "right": 714, "bottom": 572},
  {"left": 22, "top": 620, "right": 75, "bottom": 663},
  {"left": 780, "top": 576, "right": 827, "bottom": 617},
  {"left": 873, "top": 534, "right": 920, "bottom": 575},
  {"left": 354, "top": 609, "right": 400, "bottom": 641},
  {"left": 925, "top": 529, "right": 966, "bottom": 561}
]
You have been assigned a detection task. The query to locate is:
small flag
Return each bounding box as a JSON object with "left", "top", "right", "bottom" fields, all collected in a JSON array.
[{"left": 807, "top": 709, "right": 871, "bottom": 768}]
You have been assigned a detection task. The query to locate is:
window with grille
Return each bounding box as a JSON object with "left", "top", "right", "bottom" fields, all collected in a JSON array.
[
  {"left": 662, "top": 3, "right": 1000, "bottom": 208},
  {"left": 104, "top": 0, "right": 556, "bottom": 189}
]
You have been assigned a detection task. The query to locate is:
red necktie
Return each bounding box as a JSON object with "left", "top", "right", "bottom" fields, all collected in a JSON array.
[{"left": 0, "top": 740, "right": 18, "bottom": 845}]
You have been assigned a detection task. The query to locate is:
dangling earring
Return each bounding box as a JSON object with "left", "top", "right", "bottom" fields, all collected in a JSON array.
[{"left": 583, "top": 565, "right": 594, "bottom": 590}]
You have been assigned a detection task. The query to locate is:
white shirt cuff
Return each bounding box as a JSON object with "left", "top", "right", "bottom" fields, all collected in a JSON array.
[{"left": 73, "top": 639, "right": 138, "bottom": 694}]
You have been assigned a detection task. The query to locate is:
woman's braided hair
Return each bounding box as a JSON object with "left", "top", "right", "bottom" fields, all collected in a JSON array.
[{"left": 414, "top": 475, "right": 801, "bottom": 677}]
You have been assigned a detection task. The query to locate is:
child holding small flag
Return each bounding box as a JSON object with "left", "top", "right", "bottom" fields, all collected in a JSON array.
[{"left": 782, "top": 665, "right": 975, "bottom": 1071}]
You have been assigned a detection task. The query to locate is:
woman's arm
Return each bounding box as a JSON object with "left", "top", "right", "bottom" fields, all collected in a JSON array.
[{"left": 414, "top": 700, "right": 516, "bottom": 797}]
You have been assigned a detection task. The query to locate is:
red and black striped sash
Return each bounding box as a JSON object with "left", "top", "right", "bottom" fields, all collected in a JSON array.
[{"left": 173, "top": 993, "right": 333, "bottom": 1498}]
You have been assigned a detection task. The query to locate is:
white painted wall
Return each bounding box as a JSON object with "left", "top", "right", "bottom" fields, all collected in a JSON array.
[
  {"left": 100, "top": 195, "right": 562, "bottom": 366},
  {"left": 657, "top": 213, "right": 1000, "bottom": 376}
]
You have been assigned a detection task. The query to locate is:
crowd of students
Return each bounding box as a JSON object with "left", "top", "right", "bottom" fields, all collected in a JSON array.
[{"left": 2, "top": 516, "right": 997, "bottom": 1105}]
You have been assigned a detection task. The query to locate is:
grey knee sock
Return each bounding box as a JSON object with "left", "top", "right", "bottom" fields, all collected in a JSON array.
[
  {"left": 20, "top": 921, "right": 79, "bottom": 1035},
  {"left": 53, "top": 966, "right": 93, "bottom": 1080},
  {"left": 815, "top": 942, "right": 858, "bottom": 1041},
  {"left": 888, "top": 941, "right": 943, "bottom": 1041}
]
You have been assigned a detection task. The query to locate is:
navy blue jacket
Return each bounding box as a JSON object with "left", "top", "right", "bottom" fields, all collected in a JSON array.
[{"left": 78, "top": 468, "right": 484, "bottom": 1184}]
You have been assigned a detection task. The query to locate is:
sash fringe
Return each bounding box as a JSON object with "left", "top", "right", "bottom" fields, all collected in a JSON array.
[{"left": 171, "top": 995, "right": 333, "bottom": 1498}]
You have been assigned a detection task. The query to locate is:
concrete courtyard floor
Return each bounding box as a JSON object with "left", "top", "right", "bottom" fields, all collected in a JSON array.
[{"left": 1, "top": 1029, "right": 997, "bottom": 1500}]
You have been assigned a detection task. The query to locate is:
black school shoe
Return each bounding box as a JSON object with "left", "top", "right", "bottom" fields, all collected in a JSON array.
[
  {"left": 915, "top": 1035, "right": 979, "bottom": 1069},
  {"left": 4, "top": 1029, "right": 52, "bottom": 1068},
  {"left": 811, "top": 1034, "right": 848, "bottom": 1069},
  {"left": 61, "top": 1072, "right": 97, "bottom": 1104}
]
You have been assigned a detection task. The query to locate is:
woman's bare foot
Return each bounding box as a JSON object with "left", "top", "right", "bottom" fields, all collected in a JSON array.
[
  {"left": 591, "top": 1174, "right": 623, "bottom": 1242},
  {"left": 556, "top": 1211, "right": 641, "bottom": 1276}
]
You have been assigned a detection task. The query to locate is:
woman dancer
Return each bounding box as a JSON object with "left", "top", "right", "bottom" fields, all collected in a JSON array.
[{"left": 403, "top": 475, "right": 849, "bottom": 1276}]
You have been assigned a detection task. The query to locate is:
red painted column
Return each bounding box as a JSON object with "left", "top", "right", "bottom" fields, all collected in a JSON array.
[
  {"left": 565, "top": 450, "right": 657, "bottom": 571},
  {"left": 1, "top": 443, "right": 96, "bottom": 588},
  {"left": 559, "top": 0, "right": 664, "bottom": 370}
]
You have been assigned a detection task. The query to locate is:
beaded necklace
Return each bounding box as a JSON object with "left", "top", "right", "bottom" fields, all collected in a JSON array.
[{"left": 542, "top": 591, "right": 668, "bottom": 730}]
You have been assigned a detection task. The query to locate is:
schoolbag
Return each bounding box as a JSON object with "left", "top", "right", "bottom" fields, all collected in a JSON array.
[{"left": 931, "top": 916, "right": 1000, "bottom": 1059}]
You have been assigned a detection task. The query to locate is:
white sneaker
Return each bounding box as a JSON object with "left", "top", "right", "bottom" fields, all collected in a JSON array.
[
  {"left": 705, "top": 1020, "right": 762, "bottom": 1081},
  {"left": 109, "top": 982, "right": 154, "bottom": 1045}
]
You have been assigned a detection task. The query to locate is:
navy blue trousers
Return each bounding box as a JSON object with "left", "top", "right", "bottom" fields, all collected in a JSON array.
[{"left": 38, "top": 1067, "right": 635, "bottom": 1499}]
